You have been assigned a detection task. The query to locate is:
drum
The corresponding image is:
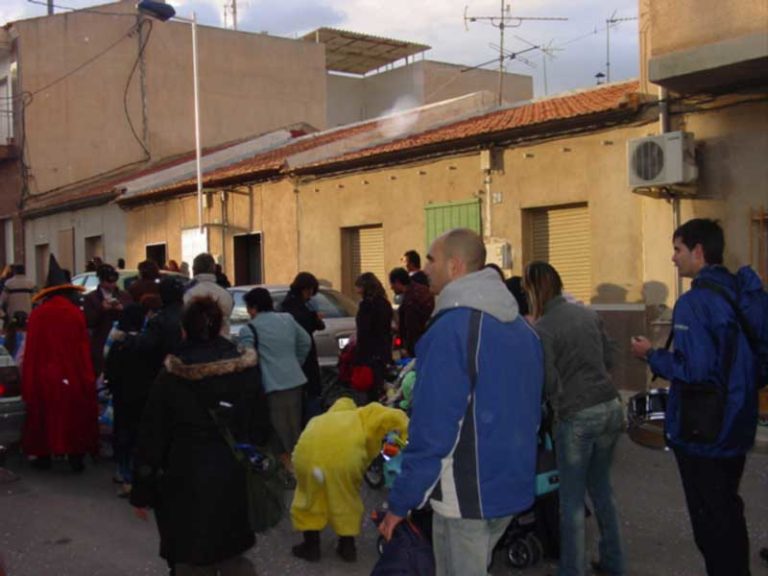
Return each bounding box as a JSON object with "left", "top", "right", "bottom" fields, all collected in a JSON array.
[{"left": 627, "top": 388, "right": 669, "bottom": 450}]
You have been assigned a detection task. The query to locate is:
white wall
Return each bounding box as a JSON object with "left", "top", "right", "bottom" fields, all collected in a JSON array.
[{"left": 24, "top": 203, "right": 127, "bottom": 284}]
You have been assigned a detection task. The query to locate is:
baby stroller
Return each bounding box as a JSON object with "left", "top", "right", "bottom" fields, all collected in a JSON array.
[
  {"left": 492, "top": 414, "right": 560, "bottom": 569},
  {"left": 372, "top": 403, "right": 561, "bottom": 572}
]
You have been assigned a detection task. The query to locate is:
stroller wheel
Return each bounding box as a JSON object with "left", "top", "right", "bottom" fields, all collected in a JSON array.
[
  {"left": 525, "top": 533, "right": 543, "bottom": 565},
  {"left": 506, "top": 537, "right": 535, "bottom": 569},
  {"left": 364, "top": 456, "right": 385, "bottom": 489}
]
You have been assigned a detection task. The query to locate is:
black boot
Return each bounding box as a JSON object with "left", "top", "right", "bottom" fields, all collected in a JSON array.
[
  {"left": 336, "top": 536, "right": 357, "bottom": 563},
  {"left": 68, "top": 454, "right": 85, "bottom": 473},
  {"left": 291, "top": 530, "right": 320, "bottom": 562},
  {"left": 31, "top": 456, "right": 52, "bottom": 470}
]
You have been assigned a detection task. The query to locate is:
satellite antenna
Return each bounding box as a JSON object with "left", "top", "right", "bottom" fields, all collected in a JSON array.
[
  {"left": 464, "top": 2, "right": 566, "bottom": 105},
  {"left": 514, "top": 35, "right": 563, "bottom": 95},
  {"left": 223, "top": 0, "right": 239, "bottom": 30}
]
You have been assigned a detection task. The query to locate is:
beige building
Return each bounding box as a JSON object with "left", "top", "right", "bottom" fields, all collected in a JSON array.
[
  {"left": 2, "top": 10, "right": 536, "bottom": 281},
  {"left": 303, "top": 27, "right": 533, "bottom": 128},
  {"left": 120, "top": 0, "right": 768, "bottom": 390},
  {"left": 1, "top": 0, "right": 326, "bottom": 281}
]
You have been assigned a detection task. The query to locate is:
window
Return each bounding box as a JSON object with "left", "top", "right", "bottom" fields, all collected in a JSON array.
[
  {"left": 35, "top": 244, "right": 50, "bottom": 285},
  {"left": 0, "top": 77, "right": 12, "bottom": 143}
]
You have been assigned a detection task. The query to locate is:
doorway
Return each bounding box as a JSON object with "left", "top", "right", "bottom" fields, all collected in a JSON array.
[
  {"left": 233, "top": 233, "right": 262, "bottom": 286},
  {"left": 145, "top": 243, "right": 167, "bottom": 268}
]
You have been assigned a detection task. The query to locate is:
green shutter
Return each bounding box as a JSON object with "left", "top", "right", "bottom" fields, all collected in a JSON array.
[{"left": 424, "top": 199, "right": 482, "bottom": 249}]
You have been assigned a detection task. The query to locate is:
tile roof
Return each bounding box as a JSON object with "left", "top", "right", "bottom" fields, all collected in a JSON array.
[
  {"left": 124, "top": 80, "right": 644, "bottom": 204},
  {"left": 24, "top": 128, "right": 313, "bottom": 216},
  {"left": 120, "top": 121, "right": 381, "bottom": 203},
  {"left": 295, "top": 80, "right": 643, "bottom": 171}
]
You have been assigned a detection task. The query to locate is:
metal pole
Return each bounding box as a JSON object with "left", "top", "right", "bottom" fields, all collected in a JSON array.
[
  {"left": 191, "top": 13, "right": 203, "bottom": 232},
  {"left": 497, "top": 0, "right": 505, "bottom": 106},
  {"left": 606, "top": 19, "right": 610, "bottom": 83}
]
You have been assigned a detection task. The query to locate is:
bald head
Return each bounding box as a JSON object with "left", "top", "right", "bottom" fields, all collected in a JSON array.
[
  {"left": 425, "top": 228, "right": 486, "bottom": 294},
  {"left": 441, "top": 229, "right": 486, "bottom": 272}
]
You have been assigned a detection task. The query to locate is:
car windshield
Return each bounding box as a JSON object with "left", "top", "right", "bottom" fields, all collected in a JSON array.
[{"left": 230, "top": 288, "right": 357, "bottom": 322}]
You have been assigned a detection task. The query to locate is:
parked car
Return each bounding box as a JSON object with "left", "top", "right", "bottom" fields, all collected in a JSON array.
[
  {"left": 72, "top": 269, "right": 189, "bottom": 294},
  {"left": 0, "top": 348, "right": 23, "bottom": 453},
  {"left": 228, "top": 285, "right": 357, "bottom": 371}
]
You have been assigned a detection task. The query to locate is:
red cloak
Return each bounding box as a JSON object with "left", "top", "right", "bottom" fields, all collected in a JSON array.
[{"left": 21, "top": 295, "right": 98, "bottom": 456}]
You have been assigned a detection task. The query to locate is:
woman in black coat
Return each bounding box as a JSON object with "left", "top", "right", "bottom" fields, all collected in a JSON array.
[
  {"left": 353, "top": 272, "right": 393, "bottom": 402},
  {"left": 282, "top": 272, "right": 325, "bottom": 422},
  {"left": 131, "top": 297, "right": 270, "bottom": 576}
]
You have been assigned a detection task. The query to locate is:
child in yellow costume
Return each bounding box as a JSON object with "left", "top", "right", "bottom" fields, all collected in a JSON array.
[{"left": 290, "top": 397, "right": 409, "bottom": 563}]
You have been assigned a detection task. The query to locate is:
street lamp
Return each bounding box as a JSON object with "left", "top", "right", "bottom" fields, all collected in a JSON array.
[{"left": 137, "top": 0, "right": 204, "bottom": 232}]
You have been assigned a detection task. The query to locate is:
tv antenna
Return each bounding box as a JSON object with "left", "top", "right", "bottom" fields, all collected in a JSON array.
[
  {"left": 514, "top": 35, "right": 563, "bottom": 96},
  {"left": 223, "top": 0, "right": 238, "bottom": 30},
  {"left": 604, "top": 11, "right": 637, "bottom": 82},
  {"left": 464, "top": 2, "right": 566, "bottom": 105}
]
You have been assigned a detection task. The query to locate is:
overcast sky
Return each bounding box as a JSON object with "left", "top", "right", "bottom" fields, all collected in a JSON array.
[{"left": 2, "top": 0, "right": 640, "bottom": 97}]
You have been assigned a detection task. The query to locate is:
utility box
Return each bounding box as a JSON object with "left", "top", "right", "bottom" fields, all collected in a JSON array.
[{"left": 485, "top": 238, "right": 512, "bottom": 270}]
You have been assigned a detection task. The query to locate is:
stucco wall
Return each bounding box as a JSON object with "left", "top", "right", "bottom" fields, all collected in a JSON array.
[
  {"left": 640, "top": 100, "right": 768, "bottom": 293},
  {"left": 123, "top": 180, "right": 298, "bottom": 284},
  {"left": 327, "top": 74, "right": 366, "bottom": 127},
  {"left": 294, "top": 125, "right": 655, "bottom": 303},
  {"left": 422, "top": 62, "right": 532, "bottom": 106},
  {"left": 327, "top": 61, "right": 533, "bottom": 127},
  {"left": 24, "top": 202, "right": 126, "bottom": 284},
  {"left": 13, "top": 0, "right": 326, "bottom": 196},
  {"left": 644, "top": 0, "right": 767, "bottom": 57}
]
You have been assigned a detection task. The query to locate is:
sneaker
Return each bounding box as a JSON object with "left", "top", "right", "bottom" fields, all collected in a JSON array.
[{"left": 336, "top": 536, "right": 357, "bottom": 563}]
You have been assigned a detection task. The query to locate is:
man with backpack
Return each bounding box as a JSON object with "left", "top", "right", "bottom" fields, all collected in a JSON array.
[{"left": 631, "top": 218, "right": 768, "bottom": 576}]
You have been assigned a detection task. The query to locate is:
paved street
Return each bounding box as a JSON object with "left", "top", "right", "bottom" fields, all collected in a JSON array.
[{"left": 1, "top": 434, "right": 767, "bottom": 576}]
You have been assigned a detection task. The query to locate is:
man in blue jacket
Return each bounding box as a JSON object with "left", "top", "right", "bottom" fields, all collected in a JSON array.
[
  {"left": 632, "top": 218, "right": 768, "bottom": 576},
  {"left": 379, "top": 228, "right": 543, "bottom": 576}
]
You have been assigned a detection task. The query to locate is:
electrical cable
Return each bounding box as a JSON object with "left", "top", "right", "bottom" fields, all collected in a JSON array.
[
  {"left": 123, "top": 18, "right": 153, "bottom": 159},
  {"left": 27, "top": 22, "right": 140, "bottom": 98},
  {"left": 25, "top": 0, "right": 140, "bottom": 18}
]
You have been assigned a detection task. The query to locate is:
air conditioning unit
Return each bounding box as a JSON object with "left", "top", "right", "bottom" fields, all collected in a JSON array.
[{"left": 627, "top": 131, "right": 698, "bottom": 188}]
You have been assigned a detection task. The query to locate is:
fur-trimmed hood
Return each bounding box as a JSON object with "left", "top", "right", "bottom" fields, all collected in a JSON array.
[{"left": 164, "top": 346, "right": 258, "bottom": 380}]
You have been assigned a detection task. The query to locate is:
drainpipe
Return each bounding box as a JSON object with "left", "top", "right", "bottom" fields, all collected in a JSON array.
[
  {"left": 659, "top": 86, "right": 682, "bottom": 300},
  {"left": 483, "top": 170, "right": 493, "bottom": 239}
]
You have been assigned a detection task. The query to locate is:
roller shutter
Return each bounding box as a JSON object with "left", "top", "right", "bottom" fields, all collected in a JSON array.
[
  {"left": 343, "top": 225, "right": 386, "bottom": 297},
  {"left": 356, "top": 226, "right": 385, "bottom": 283},
  {"left": 532, "top": 204, "right": 591, "bottom": 302}
]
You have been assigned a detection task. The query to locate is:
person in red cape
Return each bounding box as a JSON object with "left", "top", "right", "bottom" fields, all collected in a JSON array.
[{"left": 22, "top": 254, "right": 98, "bottom": 473}]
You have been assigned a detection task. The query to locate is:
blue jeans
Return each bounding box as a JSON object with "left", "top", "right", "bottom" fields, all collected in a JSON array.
[
  {"left": 431, "top": 512, "right": 513, "bottom": 576},
  {"left": 556, "top": 398, "right": 625, "bottom": 576}
]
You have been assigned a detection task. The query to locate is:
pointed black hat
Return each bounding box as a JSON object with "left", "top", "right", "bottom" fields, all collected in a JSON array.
[{"left": 32, "top": 253, "right": 84, "bottom": 303}]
